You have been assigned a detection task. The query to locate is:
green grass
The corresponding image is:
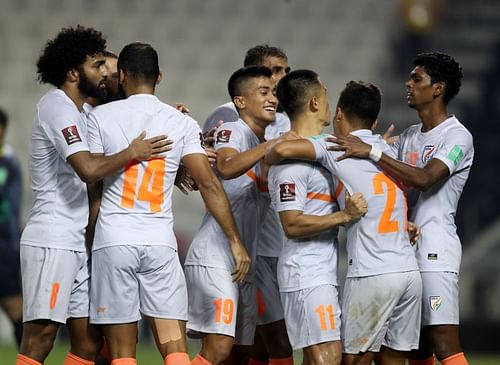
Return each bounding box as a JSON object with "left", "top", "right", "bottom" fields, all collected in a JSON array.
[{"left": 2, "top": 341, "right": 499, "bottom": 364}]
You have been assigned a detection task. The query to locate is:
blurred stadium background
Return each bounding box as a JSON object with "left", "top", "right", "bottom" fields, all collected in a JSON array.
[{"left": 0, "top": 0, "right": 499, "bottom": 361}]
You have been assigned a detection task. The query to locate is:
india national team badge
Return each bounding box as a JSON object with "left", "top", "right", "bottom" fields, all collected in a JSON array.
[
  {"left": 430, "top": 296, "right": 442, "bottom": 311},
  {"left": 421, "top": 145, "right": 436, "bottom": 164},
  {"left": 216, "top": 130, "right": 232, "bottom": 144},
  {"left": 61, "top": 125, "right": 82, "bottom": 145},
  {"left": 280, "top": 183, "right": 296, "bottom": 202}
]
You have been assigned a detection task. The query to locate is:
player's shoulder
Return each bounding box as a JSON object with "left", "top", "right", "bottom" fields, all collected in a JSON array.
[
  {"left": 203, "top": 102, "right": 238, "bottom": 132},
  {"left": 37, "top": 89, "right": 78, "bottom": 118},
  {"left": 442, "top": 115, "right": 473, "bottom": 138}
]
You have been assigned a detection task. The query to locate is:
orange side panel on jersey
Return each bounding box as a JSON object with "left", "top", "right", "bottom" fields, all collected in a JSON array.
[
  {"left": 246, "top": 170, "right": 258, "bottom": 182},
  {"left": 49, "top": 282, "right": 60, "bottom": 309},
  {"left": 333, "top": 181, "right": 344, "bottom": 200},
  {"left": 307, "top": 192, "right": 334, "bottom": 202}
]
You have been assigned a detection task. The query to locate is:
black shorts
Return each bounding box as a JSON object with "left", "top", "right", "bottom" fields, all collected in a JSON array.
[{"left": 0, "top": 244, "right": 22, "bottom": 298}]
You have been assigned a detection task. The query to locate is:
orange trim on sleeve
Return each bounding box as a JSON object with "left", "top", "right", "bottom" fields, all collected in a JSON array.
[
  {"left": 307, "top": 192, "right": 334, "bottom": 202},
  {"left": 246, "top": 170, "right": 258, "bottom": 182}
]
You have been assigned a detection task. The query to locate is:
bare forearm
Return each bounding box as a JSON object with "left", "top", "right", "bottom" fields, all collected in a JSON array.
[
  {"left": 378, "top": 153, "right": 434, "bottom": 191},
  {"left": 282, "top": 211, "right": 352, "bottom": 239},
  {"left": 218, "top": 141, "right": 271, "bottom": 179},
  {"left": 198, "top": 176, "right": 241, "bottom": 243}
]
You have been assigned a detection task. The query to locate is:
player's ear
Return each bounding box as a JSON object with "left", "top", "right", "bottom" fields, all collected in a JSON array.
[
  {"left": 118, "top": 69, "right": 126, "bottom": 84},
  {"left": 433, "top": 81, "right": 445, "bottom": 99},
  {"left": 310, "top": 95, "right": 319, "bottom": 113},
  {"left": 156, "top": 70, "right": 163, "bottom": 85},
  {"left": 334, "top": 106, "right": 343, "bottom": 122},
  {"left": 67, "top": 68, "right": 79, "bottom": 83},
  {"left": 233, "top": 96, "right": 245, "bottom": 110}
]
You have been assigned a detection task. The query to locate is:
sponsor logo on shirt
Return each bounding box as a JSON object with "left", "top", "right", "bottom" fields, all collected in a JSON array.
[
  {"left": 216, "top": 130, "right": 232, "bottom": 144},
  {"left": 280, "top": 183, "right": 296, "bottom": 202},
  {"left": 428, "top": 253, "right": 438, "bottom": 260},
  {"left": 421, "top": 145, "right": 436, "bottom": 164},
  {"left": 429, "top": 296, "right": 442, "bottom": 311},
  {"left": 61, "top": 125, "right": 82, "bottom": 145},
  {"left": 447, "top": 145, "right": 465, "bottom": 166}
]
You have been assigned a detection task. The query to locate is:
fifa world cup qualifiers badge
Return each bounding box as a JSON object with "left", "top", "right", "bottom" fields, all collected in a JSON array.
[
  {"left": 62, "top": 125, "right": 82, "bottom": 145},
  {"left": 280, "top": 183, "right": 296, "bottom": 202},
  {"left": 216, "top": 130, "right": 232, "bottom": 144}
]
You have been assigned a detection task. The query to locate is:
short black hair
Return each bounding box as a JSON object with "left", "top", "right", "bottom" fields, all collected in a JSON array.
[
  {"left": 244, "top": 45, "right": 287, "bottom": 67},
  {"left": 118, "top": 42, "right": 160, "bottom": 84},
  {"left": 36, "top": 25, "right": 106, "bottom": 87},
  {"left": 227, "top": 66, "right": 273, "bottom": 101},
  {"left": 276, "top": 69, "right": 321, "bottom": 120},
  {"left": 0, "top": 108, "right": 8, "bottom": 128},
  {"left": 413, "top": 52, "right": 463, "bottom": 104},
  {"left": 337, "top": 81, "right": 381, "bottom": 129}
]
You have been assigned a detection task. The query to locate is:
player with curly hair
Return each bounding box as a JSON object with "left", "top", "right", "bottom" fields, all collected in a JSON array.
[
  {"left": 328, "top": 52, "right": 472, "bottom": 365},
  {"left": 16, "top": 26, "right": 170, "bottom": 365}
]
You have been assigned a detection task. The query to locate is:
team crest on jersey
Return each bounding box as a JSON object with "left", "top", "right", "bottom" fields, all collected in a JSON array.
[
  {"left": 421, "top": 145, "right": 436, "bottom": 164},
  {"left": 280, "top": 183, "right": 296, "bottom": 202},
  {"left": 61, "top": 125, "right": 82, "bottom": 145},
  {"left": 429, "top": 296, "right": 442, "bottom": 311},
  {"left": 216, "top": 130, "right": 232, "bottom": 144}
]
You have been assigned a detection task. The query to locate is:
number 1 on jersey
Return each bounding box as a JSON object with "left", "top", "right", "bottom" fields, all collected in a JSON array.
[
  {"left": 315, "top": 304, "right": 336, "bottom": 331},
  {"left": 121, "top": 159, "right": 166, "bottom": 212}
]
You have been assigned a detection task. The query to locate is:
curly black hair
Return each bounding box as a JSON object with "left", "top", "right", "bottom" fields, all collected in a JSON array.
[
  {"left": 244, "top": 45, "right": 287, "bottom": 67},
  {"left": 36, "top": 25, "right": 106, "bottom": 87},
  {"left": 413, "top": 52, "right": 463, "bottom": 104}
]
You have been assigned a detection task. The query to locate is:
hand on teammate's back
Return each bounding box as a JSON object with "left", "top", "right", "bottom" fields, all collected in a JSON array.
[
  {"left": 130, "top": 131, "right": 173, "bottom": 160},
  {"left": 175, "top": 164, "right": 198, "bottom": 195},
  {"left": 343, "top": 190, "right": 368, "bottom": 222},
  {"left": 407, "top": 221, "right": 420, "bottom": 245}
]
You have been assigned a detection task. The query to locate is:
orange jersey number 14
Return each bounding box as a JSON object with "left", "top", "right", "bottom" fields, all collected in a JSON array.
[{"left": 121, "top": 159, "right": 166, "bottom": 212}]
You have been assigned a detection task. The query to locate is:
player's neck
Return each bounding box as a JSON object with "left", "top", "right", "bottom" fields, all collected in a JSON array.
[
  {"left": 417, "top": 104, "right": 449, "bottom": 132},
  {"left": 241, "top": 115, "right": 267, "bottom": 141},
  {"left": 292, "top": 115, "right": 323, "bottom": 138},
  {"left": 60, "top": 83, "right": 86, "bottom": 112},
  {"left": 125, "top": 85, "right": 155, "bottom": 97}
]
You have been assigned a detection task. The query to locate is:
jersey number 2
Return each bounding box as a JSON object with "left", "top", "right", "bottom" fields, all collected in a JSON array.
[
  {"left": 372, "top": 172, "right": 399, "bottom": 233},
  {"left": 121, "top": 159, "right": 165, "bottom": 212}
]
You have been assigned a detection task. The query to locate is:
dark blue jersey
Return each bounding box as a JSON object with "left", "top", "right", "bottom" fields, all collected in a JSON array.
[{"left": 0, "top": 145, "right": 22, "bottom": 248}]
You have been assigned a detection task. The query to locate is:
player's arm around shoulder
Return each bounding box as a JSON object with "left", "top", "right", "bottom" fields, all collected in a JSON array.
[
  {"left": 182, "top": 153, "right": 250, "bottom": 282},
  {"left": 264, "top": 136, "right": 316, "bottom": 165},
  {"left": 68, "top": 111, "right": 172, "bottom": 184}
]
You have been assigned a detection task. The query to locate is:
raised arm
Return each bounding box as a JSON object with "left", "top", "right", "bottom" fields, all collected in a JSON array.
[
  {"left": 279, "top": 191, "right": 367, "bottom": 239},
  {"left": 182, "top": 153, "right": 250, "bottom": 282},
  {"left": 216, "top": 141, "right": 274, "bottom": 179},
  {"left": 327, "top": 135, "right": 449, "bottom": 191}
]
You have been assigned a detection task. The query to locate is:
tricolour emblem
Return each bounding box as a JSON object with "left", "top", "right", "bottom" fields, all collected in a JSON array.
[{"left": 429, "top": 296, "right": 442, "bottom": 311}]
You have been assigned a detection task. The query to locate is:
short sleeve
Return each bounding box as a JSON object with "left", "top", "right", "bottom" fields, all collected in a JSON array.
[
  {"left": 268, "top": 164, "right": 308, "bottom": 213},
  {"left": 308, "top": 136, "right": 340, "bottom": 174},
  {"left": 86, "top": 112, "right": 104, "bottom": 154},
  {"left": 214, "top": 122, "right": 244, "bottom": 152},
  {"left": 432, "top": 128, "right": 473, "bottom": 174},
  {"left": 39, "top": 103, "right": 89, "bottom": 160},
  {"left": 203, "top": 104, "right": 239, "bottom": 133},
  {"left": 181, "top": 116, "right": 206, "bottom": 158}
]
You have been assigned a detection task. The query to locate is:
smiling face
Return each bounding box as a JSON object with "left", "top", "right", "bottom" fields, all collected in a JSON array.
[
  {"left": 77, "top": 54, "right": 108, "bottom": 99},
  {"left": 405, "top": 65, "right": 439, "bottom": 110},
  {"left": 237, "top": 76, "right": 277, "bottom": 127}
]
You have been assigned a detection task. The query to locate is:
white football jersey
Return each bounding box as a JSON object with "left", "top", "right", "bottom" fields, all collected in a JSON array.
[
  {"left": 21, "top": 89, "right": 90, "bottom": 251},
  {"left": 311, "top": 130, "right": 419, "bottom": 278},
  {"left": 393, "top": 116, "right": 474, "bottom": 273},
  {"left": 268, "top": 161, "right": 341, "bottom": 291},
  {"left": 185, "top": 119, "right": 262, "bottom": 281},
  {"left": 86, "top": 94, "right": 205, "bottom": 251}
]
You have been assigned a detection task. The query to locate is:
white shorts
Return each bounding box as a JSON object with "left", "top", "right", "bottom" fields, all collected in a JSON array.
[
  {"left": 20, "top": 245, "right": 90, "bottom": 324},
  {"left": 255, "top": 255, "right": 284, "bottom": 325},
  {"left": 281, "top": 284, "right": 341, "bottom": 351},
  {"left": 185, "top": 265, "right": 257, "bottom": 346},
  {"left": 421, "top": 271, "right": 459, "bottom": 326},
  {"left": 342, "top": 271, "right": 422, "bottom": 354},
  {"left": 90, "top": 245, "right": 187, "bottom": 324}
]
